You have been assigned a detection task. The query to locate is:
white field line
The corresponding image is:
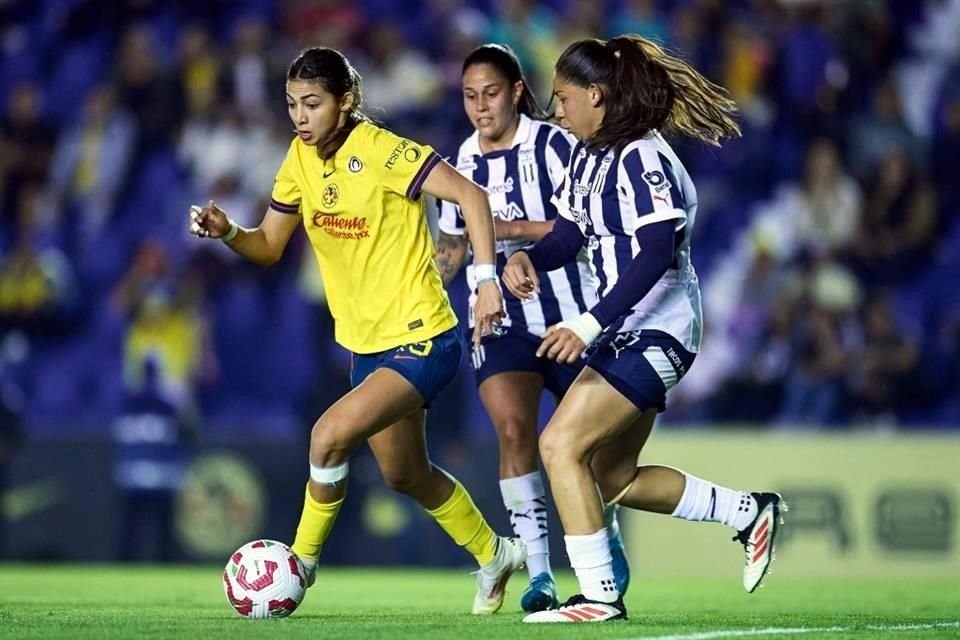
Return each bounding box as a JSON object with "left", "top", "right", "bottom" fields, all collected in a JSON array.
[{"left": 624, "top": 621, "right": 960, "bottom": 640}]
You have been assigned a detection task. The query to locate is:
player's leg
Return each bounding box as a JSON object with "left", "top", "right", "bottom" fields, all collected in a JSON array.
[
  {"left": 291, "top": 366, "right": 427, "bottom": 582},
  {"left": 477, "top": 369, "right": 558, "bottom": 612},
  {"left": 367, "top": 403, "right": 525, "bottom": 615}
]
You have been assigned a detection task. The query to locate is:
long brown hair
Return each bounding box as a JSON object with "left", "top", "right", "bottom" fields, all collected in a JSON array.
[
  {"left": 287, "top": 47, "right": 370, "bottom": 159},
  {"left": 555, "top": 35, "right": 741, "bottom": 149}
]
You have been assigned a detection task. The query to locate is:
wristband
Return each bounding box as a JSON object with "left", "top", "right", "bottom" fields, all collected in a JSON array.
[
  {"left": 474, "top": 263, "right": 498, "bottom": 285},
  {"left": 556, "top": 312, "right": 603, "bottom": 346},
  {"left": 221, "top": 219, "right": 239, "bottom": 244}
]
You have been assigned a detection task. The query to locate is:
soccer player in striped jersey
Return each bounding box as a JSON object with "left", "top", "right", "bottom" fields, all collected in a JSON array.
[
  {"left": 503, "top": 36, "right": 785, "bottom": 623},
  {"left": 189, "top": 47, "right": 526, "bottom": 615},
  {"left": 436, "top": 44, "right": 629, "bottom": 612}
]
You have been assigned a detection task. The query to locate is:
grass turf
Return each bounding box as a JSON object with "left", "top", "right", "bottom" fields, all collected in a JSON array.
[{"left": 0, "top": 565, "right": 957, "bottom": 639}]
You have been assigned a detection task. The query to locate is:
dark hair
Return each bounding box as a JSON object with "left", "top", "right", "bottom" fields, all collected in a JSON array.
[
  {"left": 288, "top": 47, "right": 369, "bottom": 159},
  {"left": 462, "top": 44, "right": 547, "bottom": 120},
  {"left": 555, "top": 35, "right": 741, "bottom": 149}
]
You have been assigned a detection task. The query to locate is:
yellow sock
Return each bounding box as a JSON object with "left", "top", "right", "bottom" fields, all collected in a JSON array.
[
  {"left": 291, "top": 484, "right": 344, "bottom": 560},
  {"left": 427, "top": 480, "right": 498, "bottom": 566}
]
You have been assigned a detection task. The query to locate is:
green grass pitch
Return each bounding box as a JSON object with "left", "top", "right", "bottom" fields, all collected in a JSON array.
[{"left": 0, "top": 565, "right": 957, "bottom": 639}]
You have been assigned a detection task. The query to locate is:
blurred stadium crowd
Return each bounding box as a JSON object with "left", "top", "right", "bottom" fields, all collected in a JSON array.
[{"left": 0, "top": 0, "right": 958, "bottom": 446}]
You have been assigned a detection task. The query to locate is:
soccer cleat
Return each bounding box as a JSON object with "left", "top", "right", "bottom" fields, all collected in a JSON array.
[
  {"left": 523, "top": 593, "right": 627, "bottom": 623},
  {"left": 520, "top": 572, "right": 559, "bottom": 612},
  {"left": 298, "top": 555, "right": 318, "bottom": 588},
  {"left": 604, "top": 504, "right": 631, "bottom": 595},
  {"left": 472, "top": 536, "right": 527, "bottom": 615},
  {"left": 734, "top": 492, "right": 786, "bottom": 593}
]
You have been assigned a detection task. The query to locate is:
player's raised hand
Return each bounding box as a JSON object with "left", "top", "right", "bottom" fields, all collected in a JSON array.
[
  {"left": 189, "top": 200, "right": 231, "bottom": 239},
  {"left": 502, "top": 251, "right": 539, "bottom": 300},
  {"left": 472, "top": 280, "right": 505, "bottom": 349},
  {"left": 536, "top": 324, "right": 586, "bottom": 364}
]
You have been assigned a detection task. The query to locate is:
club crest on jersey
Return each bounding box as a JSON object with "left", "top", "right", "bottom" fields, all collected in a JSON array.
[
  {"left": 348, "top": 156, "right": 363, "bottom": 173},
  {"left": 322, "top": 184, "right": 340, "bottom": 208}
]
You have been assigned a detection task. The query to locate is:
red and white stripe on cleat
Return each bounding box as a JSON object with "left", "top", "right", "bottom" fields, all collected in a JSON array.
[
  {"left": 740, "top": 492, "right": 783, "bottom": 593},
  {"left": 523, "top": 595, "right": 626, "bottom": 623}
]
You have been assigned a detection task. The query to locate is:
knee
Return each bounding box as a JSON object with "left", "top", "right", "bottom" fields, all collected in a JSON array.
[
  {"left": 495, "top": 415, "right": 537, "bottom": 453},
  {"left": 539, "top": 423, "right": 587, "bottom": 471},
  {"left": 309, "top": 417, "right": 354, "bottom": 467},
  {"left": 381, "top": 466, "right": 429, "bottom": 498}
]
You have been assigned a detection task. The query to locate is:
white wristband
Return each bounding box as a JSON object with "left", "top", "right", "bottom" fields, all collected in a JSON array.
[
  {"left": 557, "top": 312, "right": 603, "bottom": 346},
  {"left": 221, "top": 219, "right": 239, "bottom": 244},
  {"left": 474, "top": 263, "right": 498, "bottom": 285}
]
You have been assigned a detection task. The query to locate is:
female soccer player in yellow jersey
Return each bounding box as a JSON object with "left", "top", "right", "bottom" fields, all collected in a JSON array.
[{"left": 189, "top": 47, "right": 525, "bottom": 615}]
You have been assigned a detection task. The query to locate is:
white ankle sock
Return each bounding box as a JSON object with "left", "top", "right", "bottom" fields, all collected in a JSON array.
[
  {"left": 672, "top": 473, "right": 758, "bottom": 531},
  {"left": 500, "top": 472, "right": 551, "bottom": 578},
  {"left": 565, "top": 529, "right": 618, "bottom": 603}
]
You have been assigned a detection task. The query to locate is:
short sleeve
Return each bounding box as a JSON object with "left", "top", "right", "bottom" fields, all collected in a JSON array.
[
  {"left": 270, "top": 141, "right": 302, "bottom": 215},
  {"left": 618, "top": 146, "right": 686, "bottom": 231},
  {"left": 369, "top": 126, "right": 442, "bottom": 200},
  {"left": 545, "top": 128, "right": 574, "bottom": 192}
]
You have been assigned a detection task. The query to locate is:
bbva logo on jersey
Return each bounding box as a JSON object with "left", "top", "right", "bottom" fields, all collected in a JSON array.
[{"left": 493, "top": 202, "right": 525, "bottom": 221}]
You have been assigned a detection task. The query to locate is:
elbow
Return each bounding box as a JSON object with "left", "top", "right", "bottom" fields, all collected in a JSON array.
[{"left": 254, "top": 250, "right": 282, "bottom": 267}]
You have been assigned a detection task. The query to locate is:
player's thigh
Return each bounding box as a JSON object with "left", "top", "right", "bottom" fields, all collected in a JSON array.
[
  {"left": 591, "top": 409, "right": 656, "bottom": 499},
  {"left": 315, "top": 367, "right": 425, "bottom": 449},
  {"left": 541, "top": 366, "right": 642, "bottom": 461},
  {"left": 477, "top": 370, "right": 544, "bottom": 435},
  {"left": 366, "top": 408, "right": 431, "bottom": 483}
]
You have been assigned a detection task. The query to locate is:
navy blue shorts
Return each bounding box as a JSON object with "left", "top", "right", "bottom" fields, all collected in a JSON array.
[
  {"left": 350, "top": 327, "right": 462, "bottom": 407},
  {"left": 585, "top": 330, "right": 696, "bottom": 412},
  {"left": 470, "top": 329, "right": 583, "bottom": 398}
]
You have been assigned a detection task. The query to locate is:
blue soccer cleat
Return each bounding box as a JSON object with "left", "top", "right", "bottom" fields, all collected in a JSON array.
[
  {"left": 521, "top": 572, "right": 560, "bottom": 612},
  {"left": 604, "top": 504, "right": 631, "bottom": 595}
]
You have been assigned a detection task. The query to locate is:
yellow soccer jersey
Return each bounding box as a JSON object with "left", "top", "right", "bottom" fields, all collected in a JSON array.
[{"left": 270, "top": 121, "right": 457, "bottom": 354}]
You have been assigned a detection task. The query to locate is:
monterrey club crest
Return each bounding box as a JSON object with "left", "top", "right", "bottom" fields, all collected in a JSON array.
[{"left": 322, "top": 184, "right": 340, "bottom": 208}]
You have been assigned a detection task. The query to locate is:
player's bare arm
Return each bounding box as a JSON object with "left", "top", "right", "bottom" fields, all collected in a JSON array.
[
  {"left": 495, "top": 219, "right": 555, "bottom": 242},
  {"left": 189, "top": 200, "right": 300, "bottom": 266},
  {"left": 421, "top": 160, "right": 504, "bottom": 346}
]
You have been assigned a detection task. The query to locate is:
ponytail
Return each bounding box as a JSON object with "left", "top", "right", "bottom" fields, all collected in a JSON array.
[{"left": 556, "top": 35, "right": 741, "bottom": 149}]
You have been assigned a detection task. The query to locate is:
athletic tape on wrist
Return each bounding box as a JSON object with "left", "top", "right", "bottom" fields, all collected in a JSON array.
[
  {"left": 221, "top": 220, "right": 239, "bottom": 243},
  {"left": 474, "top": 263, "right": 497, "bottom": 284}
]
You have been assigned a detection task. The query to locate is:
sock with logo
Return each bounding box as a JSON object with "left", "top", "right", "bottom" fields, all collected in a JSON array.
[
  {"left": 671, "top": 473, "right": 758, "bottom": 531},
  {"left": 500, "top": 472, "right": 550, "bottom": 578}
]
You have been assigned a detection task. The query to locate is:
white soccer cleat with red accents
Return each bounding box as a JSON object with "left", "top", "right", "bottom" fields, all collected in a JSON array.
[
  {"left": 472, "top": 536, "right": 527, "bottom": 615},
  {"left": 735, "top": 492, "right": 785, "bottom": 593},
  {"left": 523, "top": 594, "right": 627, "bottom": 623}
]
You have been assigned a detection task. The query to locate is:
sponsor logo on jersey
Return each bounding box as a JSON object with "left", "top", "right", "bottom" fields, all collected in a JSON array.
[
  {"left": 348, "top": 156, "right": 363, "bottom": 173},
  {"left": 484, "top": 176, "right": 515, "bottom": 196},
  {"left": 311, "top": 211, "right": 369, "bottom": 239},
  {"left": 386, "top": 139, "right": 412, "bottom": 169}
]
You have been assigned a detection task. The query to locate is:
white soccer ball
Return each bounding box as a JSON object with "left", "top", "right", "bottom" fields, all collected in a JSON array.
[{"left": 222, "top": 539, "right": 307, "bottom": 619}]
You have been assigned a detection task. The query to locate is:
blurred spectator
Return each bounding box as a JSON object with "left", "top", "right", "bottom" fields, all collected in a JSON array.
[
  {"left": 487, "top": 0, "right": 554, "bottom": 95},
  {"left": 848, "top": 76, "right": 922, "bottom": 179},
  {"left": 282, "top": 0, "right": 366, "bottom": 52},
  {"left": 849, "top": 296, "right": 922, "bottom": 425},
  {"left": 219, "top": 16, "right": 276, "bottom": 122},
  {"left": 610, "top": 0, "right": 669, "bottom": 43},
  {"left": 0, "top": 83, "right": 55, "bottom": 227},
  {"left": 851, "top": 149, "right": 938, "bottom": 286},
  {"left": 177, "top": 25, "right": 220, "bottom": 121},
  {"left": 0, "top": 184, "right": 79, "bottom": 338},
  {"left": 45, "top": 84, "right": 136, "bottom": 243},
  {"left": 114, "top": 26, "right": 182, "bottom": 157},
  {"left": 113, "top": 358, "right": 195, "bottom": 563},
  {"left": 358, "top": 23, "right": 443, "bottom": 119}
]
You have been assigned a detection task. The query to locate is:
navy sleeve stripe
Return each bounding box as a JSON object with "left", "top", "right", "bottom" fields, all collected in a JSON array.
[
  {"left": 270, "top": 199, "right": 300, "bottom": 214},
  {"left": 621, "top": 148, "right": 653, "bottom": 216},
  {"left": 406, "top": 151, "right": 442, "bottom": 200}
]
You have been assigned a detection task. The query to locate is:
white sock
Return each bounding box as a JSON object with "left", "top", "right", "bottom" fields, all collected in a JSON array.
[
  {"left": 500, "top": 472, "right": 551, "bottom": 578},
  {"left": 672, "top": 473, "right": 758, "bottom": 531},
  {"left": 565, "top": 529, "right": 618, "bottom": 603}
]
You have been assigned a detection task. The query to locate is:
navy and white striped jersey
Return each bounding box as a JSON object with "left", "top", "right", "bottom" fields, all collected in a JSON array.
[
  {"left": 439, "top": 115, "right": 597, "bottom": 337},
  {"left": 554, "top": 131, "right": 703, "bottom": 352}
]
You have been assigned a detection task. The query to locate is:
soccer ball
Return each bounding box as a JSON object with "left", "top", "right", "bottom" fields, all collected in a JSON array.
[{"left": 222, "top": 539, "right": 307, "bottom": 619}]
